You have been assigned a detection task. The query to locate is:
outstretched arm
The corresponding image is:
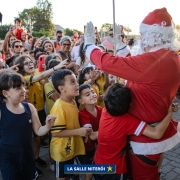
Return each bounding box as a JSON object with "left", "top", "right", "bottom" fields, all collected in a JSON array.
[{"left": 142, "top": 105, "right": 172, "bottom": 139}]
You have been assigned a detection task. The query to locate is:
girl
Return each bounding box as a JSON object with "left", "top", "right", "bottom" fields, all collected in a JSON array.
[
  {"left": 0, "top": 72, "right": 56, "bottom": 180},
  {"left": 42, "top": 40, "right": 55, "bottom": 55},
  {"left": 74, "top": 42, "right": 90, "bottom": 75},
  {"left": 14, "top": 55, "right": 67, "bottom": 172},
  {"left": 77, "top": 84, "right": 103, "bottom": 180}
]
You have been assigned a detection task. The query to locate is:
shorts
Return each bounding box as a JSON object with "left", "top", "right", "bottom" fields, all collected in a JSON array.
[
  {"left": 0, "top": 149, "right": 38, "bottom": 180},
  {"left": 54, "top": 158, "right": 74, "bottom": 178},
  {"left": 33, "top": 109, "right": 46, "bottom": 137},
  {"left": 78, "top": 149, "right": 95, "bottom": 164}
]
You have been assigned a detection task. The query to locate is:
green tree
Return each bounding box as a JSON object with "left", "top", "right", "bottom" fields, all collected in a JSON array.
[
  {"left": 18, "top": 7, "right": 39, "bottom": 32},
  {"left": 0, "top": 24, "right": 12, "bottom": 39},
  {"left": 64, "top": 28, "right": 83, "bottom": 37},
  {"left": 100, "top": 23, "right": 112, "bottom": 36},
  {"left": 32, "top": 28, "right": 50, "bottom": 37},
  {"left": 64, "top": 28, "right": 73, "bottom": 36},
  {"left": 33, "top": 0, "right": 54, "bottom": 35}
]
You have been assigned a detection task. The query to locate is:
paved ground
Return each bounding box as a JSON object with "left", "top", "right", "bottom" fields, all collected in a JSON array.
[{"left": 1, "top": 99, "right": 180, "bottom": 180}]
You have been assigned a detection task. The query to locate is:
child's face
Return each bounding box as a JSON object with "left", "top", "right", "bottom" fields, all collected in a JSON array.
[
  {"left": 79, "top": 88, "right": 97, "bottom": 105},
  {"left": 108, "top": 74, "right": 117, "bottom": 85},
  {"left": 60, "top": 74, "right": 79, "bottom": 97},
  {"left": 15, "top": 21, "right": 21, "bottom": 27},
  {"left": 44, "top": 42, "right": 53, "bottom": 54},
  {"left": 3, "top": 85, "right": 26, "bottom": 103},
  {"left": 23, "top": 57, "right": 35, "bottom": 75},
  {"left": 25, "top": 85, "right": 29, "bottom": 100}
]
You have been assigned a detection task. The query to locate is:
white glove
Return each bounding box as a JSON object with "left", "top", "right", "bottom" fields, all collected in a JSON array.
[
  {"left": 115, "top": 24, "right": 126, "bottom": 51},
  {"left": 84, "top": 21, "right": 96, "bottom": 50}
]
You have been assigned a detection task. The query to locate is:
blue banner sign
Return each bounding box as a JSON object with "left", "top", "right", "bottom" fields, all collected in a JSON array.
[{"left": 64, "top": 164, "right": 116, "bottom": 174}]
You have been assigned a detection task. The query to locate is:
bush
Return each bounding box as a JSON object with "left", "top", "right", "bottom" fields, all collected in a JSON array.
[{"left": 32, "top": 28, "right": 50, "bottom": 38}]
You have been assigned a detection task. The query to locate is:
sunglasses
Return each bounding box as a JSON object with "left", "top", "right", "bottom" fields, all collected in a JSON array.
[
  {"left": 63, "top": 43, "right": 71, "bottom": 46},
  {"left": 24, "top": 61, "right": 34, "bottom": 66},
  {"left": 58, "top": 36, "right": 62, "bottom": 38},
  {"left": 15, "top": 45, "right": 23, "bottom": 48},
  {"left": 109, "top": 34, "right": 113, "bottom": 37}
]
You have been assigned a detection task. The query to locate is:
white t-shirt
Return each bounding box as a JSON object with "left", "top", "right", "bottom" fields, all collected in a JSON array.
[
  {"left": 75, "top": 56, "right": 90, "bottom": 69},
  {"left": 71, "top": 45, "right": 80, "bottom": 61}
]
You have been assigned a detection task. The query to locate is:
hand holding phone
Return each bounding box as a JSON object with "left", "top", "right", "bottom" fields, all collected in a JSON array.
[{"left": 38, "top": 55, "right": 45, "bottom": 72}]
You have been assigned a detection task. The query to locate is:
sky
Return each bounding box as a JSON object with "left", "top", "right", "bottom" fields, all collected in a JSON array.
[{"left": 1, "top": 0, "right": 180, "bottom": 34}]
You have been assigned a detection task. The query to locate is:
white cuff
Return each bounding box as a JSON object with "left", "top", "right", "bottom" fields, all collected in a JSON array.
[{"left": 85, "top": 45, "right": 101, "bottom": 62}]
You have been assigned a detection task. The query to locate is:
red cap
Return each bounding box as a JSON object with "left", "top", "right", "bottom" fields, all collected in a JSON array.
[{"left": 142, "top": 8, "right": 172, "bottom": 26}]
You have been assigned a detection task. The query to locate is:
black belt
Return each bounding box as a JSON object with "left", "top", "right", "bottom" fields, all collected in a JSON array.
[
  {"left": 128, "top": 141, "right": 157, "bottom": 166},
  {"left": 135, "top": 154, "right": 157, "bottom": 166}
]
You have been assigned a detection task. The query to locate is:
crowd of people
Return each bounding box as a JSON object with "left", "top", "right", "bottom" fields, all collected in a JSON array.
[{"left": 0, "top": 7, "right": 180, "bottom": 180}]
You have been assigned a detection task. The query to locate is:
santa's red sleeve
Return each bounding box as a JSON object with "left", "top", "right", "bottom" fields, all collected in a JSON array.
[{"left": 85, "top": 45, "right": 159, "bottom": 82}]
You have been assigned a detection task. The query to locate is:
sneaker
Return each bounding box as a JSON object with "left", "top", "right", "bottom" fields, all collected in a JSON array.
[
  {"left": 50, "top": 162, "right": 54, "bottom": 172},
  {"left": 35, "top": 157, "right": 47, "bottom": 167},
  {"left": 41, "top": 139, "right": 49, "bottom": 148},
  {"left": 36, "top": 167, "right": 43, "bottom": 177}
]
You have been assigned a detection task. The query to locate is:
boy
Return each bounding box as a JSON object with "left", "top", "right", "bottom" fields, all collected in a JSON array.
[
  {"left": 50, "top": 69, "right": 92, "bottom": 180},
  {"left": 90, "top": 83, "right": 172, "bottom": 180},
  {"left": 13, "top": 18, "right": 24, "bottom": 40},
  {"left": 77, "top": 84, "right": 103, "bottom": 180}
]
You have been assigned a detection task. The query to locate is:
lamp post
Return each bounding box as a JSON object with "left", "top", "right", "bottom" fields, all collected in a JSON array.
[{"left": 112, "top": 0, "right": 116, "bottom": 55}]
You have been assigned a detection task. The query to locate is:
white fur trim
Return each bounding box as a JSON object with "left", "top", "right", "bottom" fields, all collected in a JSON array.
[
  {"left": 139, "top": 22, "right": 180, "bottom": 52},
  {"left": 140, "top": 23, "right": 173, "bottom": 32},
  {"left": 85, "top": 45, "right": 101, "bottom": 62},
  {"left": 130, "top": 123, "right": 180, "bottom": 155},
  {"left": 116, "top": 46, "right": 130, "bottom": 57},
  {"left": 134, "top": 121, "right": 146, "bottom": 136}
]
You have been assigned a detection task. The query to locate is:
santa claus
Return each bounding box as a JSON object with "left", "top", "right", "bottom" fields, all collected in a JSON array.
[{"left": 84, "top": 8, "right": 180, "bottom": 180}]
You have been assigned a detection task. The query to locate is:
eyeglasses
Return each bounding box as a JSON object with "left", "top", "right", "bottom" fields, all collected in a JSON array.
[
  {"left": 24, "top": 61, "right": 34, "bottom": 66},
  {"left": 63, "top": 43, "right": 71, "bottom": 46},
  {"left": 15, "top": 45, "right": 23, "bottom": 48}
]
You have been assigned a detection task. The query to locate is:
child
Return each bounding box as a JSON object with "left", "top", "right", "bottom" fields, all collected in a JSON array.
[
  {"left": 44, "top": 59, "right": 61, "bottom": 115},
  {"left": 0, "top": 72, "right": 56, "bottom": 180},
  {"left": 78, "top": 66, "right": 100, "bottom": 105},
  {"left": 50, "top": 69, "right": 92, "bottom": 180},
  {"left": 77, "top": 84, "right": 103, "bottom": 180},
  {"left": 90, "top": 83, "right": 172, "bottom": 180},
  {"left": 13, "top": 18, "right": 24, "bottom": 40},
  {"left": 14, "top": 55, "right": 68, "bottom": 175}
]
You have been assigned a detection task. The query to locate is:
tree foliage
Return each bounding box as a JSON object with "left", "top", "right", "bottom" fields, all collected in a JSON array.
[
  {"left": 17, "top": 0, "right": 54, "bottom": 36},
  {"left": 64, "top": 28, "right": 83, "bottom": 37},
  {"left": 18, "top": 7, "right": 38, "bottom": 32},
  {"left": 100, "top": 23, "right": 112, "bottom": 36},
  {"left": 0, "top": 24, "right": 12, "bottom": 39},
  {"left": 32, "top": 28, "right": 50, "bottom": 37},
  {"left": 100, "top": 23, "right": 132, "bottom": 35},
  {"left": 33, "top": 0, "right": 54, "bottom": 35}
]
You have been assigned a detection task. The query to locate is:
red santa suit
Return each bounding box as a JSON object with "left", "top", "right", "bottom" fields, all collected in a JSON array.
[{"left": 85, "top": 8, "right": 180, "bottom": 180}]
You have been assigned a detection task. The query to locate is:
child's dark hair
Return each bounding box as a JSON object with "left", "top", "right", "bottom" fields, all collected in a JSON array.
[
  {"left": 75, "top": 84, "right": 92, "bottom": 108},
  {"left": 52, "top": 69, "right": 73, "bottom": 93},
  {"left": 14, "top": 55, "right": 31, "bottom": 76},
  {"left": 79, "top": 42, "right": 85, "bottom": 65},
  {"left": 14, "top": 18, "right": 22, "bottom": 24},
  {"left": 0, "top": 72, "right": 25, "bottom": 102},
  {"left": 79, "top": 66, "right": 94, "bottom": 85},
  {"left": 46, "top": 59, "right": 60, "bottom": 70},
  {"left": 104, "top": 83, "right": 132, "bottom": 116}
]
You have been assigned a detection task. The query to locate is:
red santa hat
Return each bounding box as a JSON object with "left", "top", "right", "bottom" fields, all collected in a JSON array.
[{"left": 140, "top": 8, "right": 173, "bottom": 33}]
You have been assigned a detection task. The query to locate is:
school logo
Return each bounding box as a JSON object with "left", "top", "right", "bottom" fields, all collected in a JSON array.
[{"left": 29, "top": 119, "right": 32, "bottom": 123}]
